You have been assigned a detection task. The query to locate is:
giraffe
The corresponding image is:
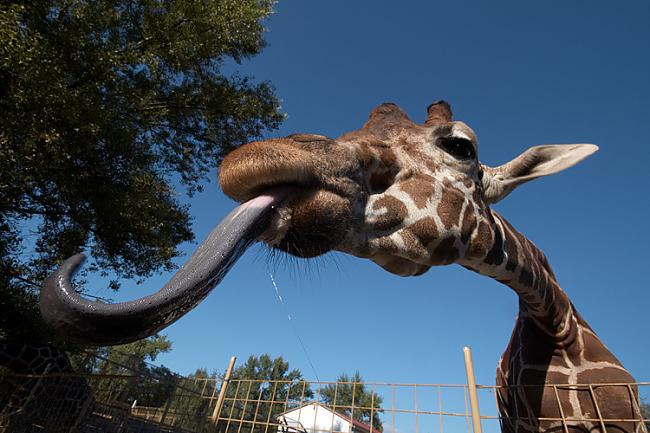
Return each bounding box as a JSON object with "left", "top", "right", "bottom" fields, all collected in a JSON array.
[
  {"left": 39, "top": 101, "right": 645, "bottom": 432},
  {"left": 220, "top": 101, "right": 644, "bottom": 433}
]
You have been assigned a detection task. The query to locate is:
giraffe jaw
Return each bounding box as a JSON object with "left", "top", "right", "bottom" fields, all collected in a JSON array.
[{"left": 256, "top": 187, "right": 354, "bottom": 258}]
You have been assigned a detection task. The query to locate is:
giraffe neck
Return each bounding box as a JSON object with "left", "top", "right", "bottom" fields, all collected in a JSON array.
[{"left": 462, "top": 210, "right": 576, "bottom": 344}]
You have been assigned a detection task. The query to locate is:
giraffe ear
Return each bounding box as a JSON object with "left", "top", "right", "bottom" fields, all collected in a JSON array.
[{"left": 481, "top": 144, "right": 598, "bottom": 204}]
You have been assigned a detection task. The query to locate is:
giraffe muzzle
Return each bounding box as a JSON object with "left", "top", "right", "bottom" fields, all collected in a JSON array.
[
  {"left": 219, "top": 139, "right": 322, "bottom": 203},
  {"left": 39, "top": 187, "right": 293, "bottom": 345}
]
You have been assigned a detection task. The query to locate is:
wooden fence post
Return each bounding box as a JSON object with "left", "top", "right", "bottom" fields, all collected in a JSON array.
[
  {"left": 211, "top": 356, "right": 237, "bottom": 426},
  {"left": 463, "top": 346, "right": 483, "bottom": 433}
]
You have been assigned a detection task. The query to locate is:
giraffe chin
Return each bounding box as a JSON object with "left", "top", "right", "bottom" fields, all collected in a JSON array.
[{"left": 257, "top": 187, "right": 352, "bottom": 258}]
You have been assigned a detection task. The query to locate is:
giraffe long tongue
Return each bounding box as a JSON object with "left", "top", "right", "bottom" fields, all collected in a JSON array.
[{"left": 39, "top": 188, "right": 292, "bottom": 346}]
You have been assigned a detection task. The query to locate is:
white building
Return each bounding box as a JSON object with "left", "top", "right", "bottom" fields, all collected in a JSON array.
[{"left": 276, "top": 402, "right": 380, "bottom": 433}]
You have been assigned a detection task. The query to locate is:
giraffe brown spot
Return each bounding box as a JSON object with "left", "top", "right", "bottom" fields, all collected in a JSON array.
[
  {"left": 356, "top": 143, "right": 399, "bottom": 193},
  {"left": 576, "top": 365, "right": 634, "bottom": 385},
  {"left": 468, "top": 221, "right": 493, "bottom": 259},
  {"left": 501, "top": 224, "right": 519, "bottom": 272},
  {"left": 376, "top": 236, "right": 400, "bottom": 255},
  {"left": 518, "top": 268, "right": 535, "bottom": 290},
  {"left": 399, "top": 229, "right": 428, "bottom": 259},
  {"left": 369, "top": 170, "right": 395, "bottom": 193},
  {"left": 545, "top": 282, "right": 564, "bottom": 328},
  {"left": 472, "top": 189, "right": 482, "bottom": 205},
  {"left": 516, "top": 319, "right": 571, "bottom": 369},
  {"left": 516, "top": 368, "right": 570, "bottom": 418},
  {"left": 431, "top": 236, "right": 459, "bottom": 265},
  {"left": 437, "top": 179, "right": 465, "bottom": 230},
  {"left": 410, "top": 217, "right": 439, "bottom": 246},
  {"left": 515, "top": 242, "right": 538, "bottom": 286},
  {"left": 576, "top": 367, "right": 638, "bottom": 421},
  {"left": 484, "top": 222, "right": 505, "bottom": 266},
  {"left": 399, "top": 175, "right": 436, "bottom": 209},
  {"left": 503, "top": 321, "right": 577, "bottom": 418},
  {"left": 581, "top": 331, "right": 626, "bottom": 364},
  {"left": 543, "top": 274, "right": 559, "bottom": 310},
  {"left": 371, "top": 195, "right": 407, "bottom": 231},
  {"left": 460, "top": 202, "right": 476, "bottom": 245}
]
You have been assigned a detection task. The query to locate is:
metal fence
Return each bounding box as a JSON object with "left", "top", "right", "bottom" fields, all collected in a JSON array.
[
  {"left": 0, "top": 369, "right": 216, "bottom": 433},
  {"left": 212, "top": 352, "right": 650, "bottom": 433},
  {"left": 1, "top": 350, "right": 648, "bottom": 433}
]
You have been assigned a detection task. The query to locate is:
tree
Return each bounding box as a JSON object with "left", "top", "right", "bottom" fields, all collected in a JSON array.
[
  {"left": 79, "top": 334, "right": 176, "bottom": 406},
  {"left": 94, "top": 333, "right": 173, "bottom": 373},
  {"left": 321, "top": 371, "right": 383, "bottom": 431},
  {"left": 218, "top": 354, "right": 313, "bottom": 433},
  {"left": 0, "top": 0, "right": 283, "bottom": 343},
  {"left": 167, "top": 367, "right": 221, "bottom": 430}
]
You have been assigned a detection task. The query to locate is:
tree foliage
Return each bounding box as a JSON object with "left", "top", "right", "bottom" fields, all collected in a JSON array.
[
  {"left": 74, "top": 334, "right": 176, "bottom": 407},
  {"left": 93, "top": 333, "right": 173, "bottom": 372},
  {"left": 166, "top": 367, "right": 221, "bottom": 430},
  {"left": 218, "top": 354, "right": 313, "bottom": 433},
  {"left": 231, "top": 354, "right": 314, "bottom": 406},
  {"left": 321, "top": 371, "right": 383, "bottom": 431},
  {"left": 0, "top": 0, "right": 283, "bottom": 342}
]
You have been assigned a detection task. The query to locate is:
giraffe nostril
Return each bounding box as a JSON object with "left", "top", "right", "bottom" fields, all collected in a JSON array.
[{"left": 368, "top": 169, "right": 396, "bottom": 194}]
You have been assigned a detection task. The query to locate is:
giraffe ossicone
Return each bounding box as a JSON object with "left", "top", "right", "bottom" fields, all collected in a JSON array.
[{"left": 40, "top": 101, "right": 644, "bottom": 433}]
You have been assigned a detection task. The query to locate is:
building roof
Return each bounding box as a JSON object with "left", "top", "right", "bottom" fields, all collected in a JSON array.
[{"left": 276, "top": 402, "right": 382, "bottom": 433}]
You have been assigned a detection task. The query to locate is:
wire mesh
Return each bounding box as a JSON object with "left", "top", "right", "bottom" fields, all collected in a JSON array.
[
  {"left": 1, "top": 364, "right": 648, "bottom": 433},
  {"left": 212, "top": 378, "right": 650, "bottom": 433}
]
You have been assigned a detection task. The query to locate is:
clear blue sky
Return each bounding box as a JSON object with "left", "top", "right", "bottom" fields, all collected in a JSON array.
[{"left": 106, "top": 0, "right": 648, "bottom": 401}]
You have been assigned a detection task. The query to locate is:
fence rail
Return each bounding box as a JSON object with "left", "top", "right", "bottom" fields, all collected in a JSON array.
[{"left": 1, "top": 353, "right": 648, "bottom": 433}]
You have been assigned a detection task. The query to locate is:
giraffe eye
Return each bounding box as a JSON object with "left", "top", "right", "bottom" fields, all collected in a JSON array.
[{"left": 439, "top": 137, "right": 476, "bottom": 160}]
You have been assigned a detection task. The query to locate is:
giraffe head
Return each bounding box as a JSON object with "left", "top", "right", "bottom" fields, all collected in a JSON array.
[
  {"left": 39, "top": 100, "right": 598, "bottom": 345},
  {"left": 220, "top": 101, "right": 597, "bottom": 276}
]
